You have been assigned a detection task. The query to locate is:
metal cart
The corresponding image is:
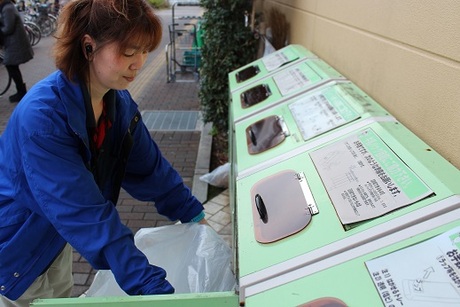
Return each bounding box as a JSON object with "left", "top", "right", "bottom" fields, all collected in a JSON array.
[{"left": 165, "top": 1, "right": 203, "bottom": 83}]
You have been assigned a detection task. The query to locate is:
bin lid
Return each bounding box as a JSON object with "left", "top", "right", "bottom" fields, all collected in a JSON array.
[
  {"left": 246, "top": 115, "right": 287, "bottom": 154},
  {"left": 236, "top": 65, "right": 261, "bottom": 83},
  {"left": 240, "top": 84, "right": 272, "bottom": 108},
  {"left": 298, "top": 297, "right": 348, "bottom": 307},
  {"left": 251, "top": 170, "right": 317, "bottom": 243}
]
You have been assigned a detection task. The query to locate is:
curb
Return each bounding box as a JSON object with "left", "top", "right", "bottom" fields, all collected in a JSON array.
[{"left": 192, "top": 119, "right": 212, "bottom": 203}]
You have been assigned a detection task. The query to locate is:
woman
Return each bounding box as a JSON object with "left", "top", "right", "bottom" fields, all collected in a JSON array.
[
  {"left": 0, "top": 0, "right": 33, "bottom": 103},
  {"left": 0, "top": 0, "right": 207, "bottom": 305}
]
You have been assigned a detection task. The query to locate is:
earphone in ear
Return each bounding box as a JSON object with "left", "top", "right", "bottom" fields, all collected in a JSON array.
[{"left": 85, "top": 45, "right": 93, "bottom": 55}]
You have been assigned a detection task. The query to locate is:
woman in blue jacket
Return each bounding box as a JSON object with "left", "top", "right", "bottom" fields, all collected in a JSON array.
[{"left": 0, "top": 0, "right": 206, "bottom": 305}]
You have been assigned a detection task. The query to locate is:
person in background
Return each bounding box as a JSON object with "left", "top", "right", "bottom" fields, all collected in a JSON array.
[
  {"left": 0, "top": 0, "right": 33, "bottom": 103},
  {"left": 0, "top": 0, "right": 207, "bottom": 306},
  {"left": 52, "top": 0, "right": 60, "bottom": 15}
]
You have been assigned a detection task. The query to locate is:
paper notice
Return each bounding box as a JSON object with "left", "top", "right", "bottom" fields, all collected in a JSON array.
[
  {"left": 288, "top": 86, "right": 360, "bottom": 141},
  {"left": 366, "top": 226, "right": 460, "bottom": 306},
  {"left": 272, "top": 63, "right": 321, "bottom": 96},
  {"left": 262, "top": 50, "right": 292, "bottom": 72},
  {"left": 310, "top": 128, "right": 433, "bottom": 224}
]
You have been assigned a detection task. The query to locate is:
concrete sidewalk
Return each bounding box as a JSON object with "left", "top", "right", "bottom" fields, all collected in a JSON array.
[{"left": 0, "top": 9, "right": 231, "bottom": 297}]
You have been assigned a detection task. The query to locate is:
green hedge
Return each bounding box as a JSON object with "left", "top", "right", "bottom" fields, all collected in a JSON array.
[
  {"left": 148, "top": 0, "right": 168, "bottom": 9},
  {"left": 199, "top": 0, "right": 257, "bottom": 135}
]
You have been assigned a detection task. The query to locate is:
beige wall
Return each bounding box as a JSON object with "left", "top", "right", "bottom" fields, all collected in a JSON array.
[{"left": 257, "top": 0, "right": 460, "bottom": 169}]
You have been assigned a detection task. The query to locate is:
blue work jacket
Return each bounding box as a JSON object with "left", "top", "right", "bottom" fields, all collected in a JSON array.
[{"left": 0, "top": 70, "right": 204, "bottom": 300}]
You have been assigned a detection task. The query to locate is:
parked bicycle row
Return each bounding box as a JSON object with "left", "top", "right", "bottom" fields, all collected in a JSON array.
[
  {"left": 17, "top": 0, "right": 60, "bottom": 45},
  {"left": 1, "top": 0, "right": 58, "bottom": 99}
]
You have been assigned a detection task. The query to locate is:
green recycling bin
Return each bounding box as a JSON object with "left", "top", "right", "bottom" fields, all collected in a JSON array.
[
  {"left": 234, "top": 120, "right": 460, "bottom": 295},
  {"left": 230, "top": 58, "right": 346, "bottom": 125},
  {"left": 32, "top": 292, "right": 238, "bottom": 307},
  {"left": 232, "top": 80, "right": 395, "bottom": 178},
  {"left": 228, "top": 44, "right": 317, "bottom": 93},
  {"left": 242, "top": 213, "right": 460, "bottom": 306}
]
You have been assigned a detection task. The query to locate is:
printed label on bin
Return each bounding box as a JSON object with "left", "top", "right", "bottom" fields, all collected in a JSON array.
[
  {"left": 273, "top": 63, "right": 322, "bottom": 96},
  {"left": 310, "top": 128, "right": 433, "bottom": 224},
  {"left": 262, "top": 48, "right": 295, "bottom": 72},
  {"left": 289, "top": 86, "right": 361, "bottom": 141},
  {"left": 366, "top": 226, "right": 460, "bottom": 306}
]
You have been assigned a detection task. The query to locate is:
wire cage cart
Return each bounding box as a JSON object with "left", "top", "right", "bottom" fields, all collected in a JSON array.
[{"left": 165, "top": 1, "right": 204, "bottom": 83}]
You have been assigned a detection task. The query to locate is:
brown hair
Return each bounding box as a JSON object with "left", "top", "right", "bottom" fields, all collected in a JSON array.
[{"left": 53, "top": 0, "right": 162, "bottom": 82}]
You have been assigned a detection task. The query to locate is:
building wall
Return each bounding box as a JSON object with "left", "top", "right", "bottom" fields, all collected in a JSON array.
[{"left": 258, "top": 0, "right": 460, "bottom": 169}]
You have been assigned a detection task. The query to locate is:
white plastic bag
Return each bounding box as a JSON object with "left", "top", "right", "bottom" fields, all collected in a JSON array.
[
  {"left": 86, "top": 223, "right": 236, "bottom": 297},
  {"left": 199, "top": 162, "right": 230, "bottom": 188}
]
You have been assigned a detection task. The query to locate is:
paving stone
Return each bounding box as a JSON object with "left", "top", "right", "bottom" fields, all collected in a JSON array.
[
  {"left": 209, "top": 210, "right": 232, "bottom": 226},
  {"left": 204, "top": 201, "right": 224, "bottom": 215}
]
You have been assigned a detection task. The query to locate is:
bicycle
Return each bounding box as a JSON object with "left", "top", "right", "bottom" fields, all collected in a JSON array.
[
  {"left": 16, "top": 2, "right": 42, "bottom": 46},
  {"left": 24, "top": 2, "right": 55, "bottom": 37},
  {"left": 24, "top": 21, "right": 42, "bottom": 46},
  {"left": 0, "top": 48, "right": 12, "bottom": 97}
]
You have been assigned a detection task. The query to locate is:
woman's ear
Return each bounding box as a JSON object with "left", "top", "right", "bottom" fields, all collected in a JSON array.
[
  {"left": 82, "top": 35, "right": 95, "bottom": 60},
  {"left": 85, "top": 45, "right": 93, "bottom": 56}
]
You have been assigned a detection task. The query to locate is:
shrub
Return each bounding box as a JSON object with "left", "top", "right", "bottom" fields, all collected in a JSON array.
[
  {"left": 148, "top": 0, "right": 168, "bottom": 9},
  {"left": 199, "top": 0, "right": 257, "bottom": 135}
]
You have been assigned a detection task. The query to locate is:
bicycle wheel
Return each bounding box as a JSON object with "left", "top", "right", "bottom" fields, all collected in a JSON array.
[
  {"left": 0, "top": 63, "right": 12, "bottom": 96},
  {"left": 48, "top": 14, "right": 57, "bottom": 33},
  {"left": 38, "top": 18, "right": 53, "bottom": 37},
  {"left": 24, "top": 21, "right": 42, "bottom": 46},
  {"left": 25, "top": 26, "right": 36, "bottom": 46}
]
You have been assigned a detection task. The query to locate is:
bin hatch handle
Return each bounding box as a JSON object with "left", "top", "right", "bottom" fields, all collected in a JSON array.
[
  {"left": 255, "top": 194, "right": 268, "bottom": 223},
  {"left": 296, "top": 172, "right": 319, "bottom": 215},
  {"left": 248, "top": 127, "right": 257, "bottom": 146},
  {"left": 276, "top": 116, "right": 290, "bottom": 137}
]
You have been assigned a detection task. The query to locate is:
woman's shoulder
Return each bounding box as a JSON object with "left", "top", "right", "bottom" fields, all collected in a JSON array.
[
  {"left": 27, "top": 71, "right": 65, "bottom": 102},
  {"left": 20, "top": 71, "right": 84, "bottom": 120},
  {"left": 1, "top": 1, "right": 16, "bottom": 13},
  {"left": 32, "top": 71, "right": 81, "bottom": 100}
]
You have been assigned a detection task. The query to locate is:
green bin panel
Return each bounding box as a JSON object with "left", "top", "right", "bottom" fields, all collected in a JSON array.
[
  {"left": 233, "top": 81, "right": 393, "bottom": 176},
  {"left": 32, "top": 291, "right": 238, "bottom": 307},
  {"left": 228, "top": 44, "right": 317, "bottom": 92},
  {"left": 236, "top": 121, "right": 460, "bottom": 278},
  {"left": 230, "top": 59, "right": 345, "bottom": 124},
  {"left": 245, "top": 219, "right": 460, "bottom": 307}
]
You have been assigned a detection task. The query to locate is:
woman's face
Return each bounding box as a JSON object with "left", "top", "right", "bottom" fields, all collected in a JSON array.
[{"left": 89, "top": 41, "right": 149, "bottom": 94}]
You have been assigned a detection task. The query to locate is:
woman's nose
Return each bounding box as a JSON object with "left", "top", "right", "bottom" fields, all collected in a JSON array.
[{"left": 130, "top": 53, "right": 148, "bottom": 70}]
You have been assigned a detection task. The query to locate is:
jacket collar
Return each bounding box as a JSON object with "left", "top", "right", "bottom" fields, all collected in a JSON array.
[
  {"left": 52, "top": 70, "right": 136, "bottom": 146},
  {"left": 79, "top": 81, "right": 117, "bottom": 130}
]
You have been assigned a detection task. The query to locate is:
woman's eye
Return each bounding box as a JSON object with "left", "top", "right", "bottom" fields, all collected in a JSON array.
[
  {"left": 123, "top": 49, "right": 148, "bottom": 57},
  {"left": 123, "top": 49, "right": 137, "bottom": 57}
]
